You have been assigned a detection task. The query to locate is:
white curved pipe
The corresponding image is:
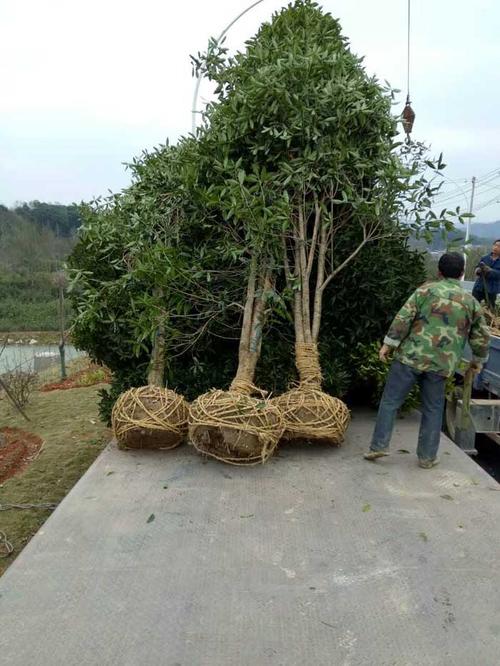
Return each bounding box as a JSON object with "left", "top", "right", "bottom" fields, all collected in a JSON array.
[{"left": 191, "top": 0, "right": 266, "bottom": 134}]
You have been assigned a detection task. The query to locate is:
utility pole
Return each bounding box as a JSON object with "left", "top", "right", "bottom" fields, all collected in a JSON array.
[{"left": 463, "top": 176, "right": 476, "bottom": 279}]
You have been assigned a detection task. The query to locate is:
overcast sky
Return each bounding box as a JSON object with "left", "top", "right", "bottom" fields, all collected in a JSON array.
[{"left": 1, "top": 0, "right": 499, "bottom": 223}]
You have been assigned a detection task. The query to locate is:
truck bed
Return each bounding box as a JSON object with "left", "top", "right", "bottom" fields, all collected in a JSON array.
[{"left": 1, "top": 410, "right": 499, "bottom": 665}]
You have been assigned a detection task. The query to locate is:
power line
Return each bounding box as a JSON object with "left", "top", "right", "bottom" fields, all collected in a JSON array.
[
  {"left": 434, "top": 188, "right": 473, "bottom": 206},
  {"left": 474, "top": 172, "right": 500, "bottom": 188},
  {"left": 436, "top": 168, "right": 500, "bottom": 192},
  {"left": 474, "top": 183, "right": 500, "bottom": 196},
  {"left": 476, "top": 166, "right": 500, "bottom": 181},
  {"left": 433, "top": 172, "right": 500, "bottom": 205},
  {"left": 435, "top": 185, "right": 500, "bottom": 209},
  {"left": 475, "top": 195, "right": 500, "bottom": 212}
]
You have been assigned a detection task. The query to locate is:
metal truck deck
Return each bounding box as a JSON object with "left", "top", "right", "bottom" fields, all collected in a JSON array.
[{"left": 1, "top": 409, "right": 499, "bottom": 665}]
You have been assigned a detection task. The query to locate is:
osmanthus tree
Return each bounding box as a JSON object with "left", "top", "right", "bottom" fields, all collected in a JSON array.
[
  {"left": 68, "top": 138, "right": 244, "bottom": 438},
  {"left": 192, "top": 0, "right": 465, "bottom": 445},
  {"left": 187, "top": 138, "right": 290, "bottom": 464}
]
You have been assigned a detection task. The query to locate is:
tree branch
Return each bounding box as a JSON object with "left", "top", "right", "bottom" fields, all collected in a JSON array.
[
  {"left": 319, "top": 217, "right": 390, "bottom": 294},
  {"left": 311, "top": 221, "right": 327, "bottom": 341},
  {"left": 298, "top": 202, "right": 311, "bottom": 338},
  {"left": 282, "top": 236, "right": 292, "bottom": 287},
  {"left": 238, "top": 255, "right": 258, "bottom": 352},
  {"left": 306, "top": 198, "right": 321, "bottom": 278},
  {"left": 293, "top": 238, "right": 305, "bottom": 345}
]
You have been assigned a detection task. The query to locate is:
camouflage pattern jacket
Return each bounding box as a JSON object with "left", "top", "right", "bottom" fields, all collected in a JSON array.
[{"left": 384, "top": 278, "right": 490, "bottom": 377}]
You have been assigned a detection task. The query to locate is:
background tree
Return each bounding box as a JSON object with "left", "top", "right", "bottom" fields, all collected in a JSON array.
[
  {"left": 0, "top": 214, "right": 74, "bottom": 332},
  {"left": 13, "top": 202, "right": 80, "bottom": 237}
]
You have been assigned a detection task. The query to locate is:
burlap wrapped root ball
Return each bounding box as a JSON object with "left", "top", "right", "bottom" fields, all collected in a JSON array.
[
  {"left": 188, "top": 389, "right": 284, "bottom": 465},
  {"left": 112, "top": 385, "right": 189, "bottom": 450},
  {"left": 272, "top": 386, "right": 350, "bottom": 446}
]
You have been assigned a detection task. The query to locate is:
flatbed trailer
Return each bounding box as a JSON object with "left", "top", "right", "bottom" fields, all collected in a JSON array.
[{"left": 1, "top": 411, "right": 499, "bottom": 665}]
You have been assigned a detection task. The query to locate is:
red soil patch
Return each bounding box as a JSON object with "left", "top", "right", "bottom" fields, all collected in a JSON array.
[
  {"left": 0, "top": 427, "right": 43, "bottom": 483},
  {"left": 40, "top": 365, "right": 111, "bottom": 392}
]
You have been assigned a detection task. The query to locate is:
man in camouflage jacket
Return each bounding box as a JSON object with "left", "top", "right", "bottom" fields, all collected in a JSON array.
[{"left": 365, "top": 252, "right": 490, "bottom": 468}]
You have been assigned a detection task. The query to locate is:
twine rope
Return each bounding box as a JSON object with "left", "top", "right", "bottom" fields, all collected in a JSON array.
[
  {"left": 229, "top": 378, "right": 268, "bottom": 397},
  {"left": 484, "top": 309, "right": 500, "bottom": 337},
  {"left": 295, "top": 342, "right": 323, "bottom": 387},
  {"left": 0, "top": 530, "right": 14, "bottom": 558},
  {"left": 273, "top": 387, "right": 350, "bottom": 443},
  {"left": 0, "top": 503, "right": 57, "bottom": 558},
  {"left": 112, "top": 386, "right": 189, "bottom": 450},
  {"left": 188, "top": 389, "right": 283, "bottom": 465},
  {"left": 0, "top": 502, "right": 57, "bottom": 511}
]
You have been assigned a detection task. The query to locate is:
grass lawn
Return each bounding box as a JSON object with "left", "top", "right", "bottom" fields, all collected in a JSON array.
[{"left": 0, "top": 382, "right": 110, "bottom": 575}]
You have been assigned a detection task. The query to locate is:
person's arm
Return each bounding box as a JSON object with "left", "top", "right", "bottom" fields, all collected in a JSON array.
[
  {"left": 468, "top": 303, "right": 490, "bottom": 371},
  {"left": 476, "top": 255, "right": 489, "bottom": 277},
  {"left": 379, "top": 290, "right": 419, "bottom": 361},
  {"left": 483, "top": 265, "right": 500, "bottom": 281}
]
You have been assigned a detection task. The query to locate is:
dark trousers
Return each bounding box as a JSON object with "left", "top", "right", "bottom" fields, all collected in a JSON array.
[
  {"left": 370, "top": 360, "right": 446, "bottom": 461},
  {"left": 472, "top": 285, "right": 497, "bottom": 309}
]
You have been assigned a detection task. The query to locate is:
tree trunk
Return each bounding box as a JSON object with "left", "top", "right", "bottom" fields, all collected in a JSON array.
[
  {"left": 58, "top": 282, "right": 66, "bottom": 380},
  {"left": 298, "top": 204, "right": 311, "bottom": 339},
  {"left": 147, "top": 288, "right": 167, "bottom": 387},
  {"left": 59, "top": 342, "right": 66, "bottom": 381},
  {"left": 230, "top": 260, "right": 271, "bottom": 395},
  {"left": 311, "top": 222, "right": 327, "bottom": 342},
  {"left": 147, "top": 322, "right": 166, "bottom": 387},
  {"left": 294, "top": 202, "right": 323, "bottom": 388}
]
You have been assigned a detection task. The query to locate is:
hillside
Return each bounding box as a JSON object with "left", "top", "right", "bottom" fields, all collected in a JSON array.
[
  {"left": 410, "top": 220, "right": 500, "bottom": 252},
  {"left": 468, "top": 220, "right": 500, "bottom": 240},
  {"left": 0, "top": 202, "right": 80, "bottom": 331}
]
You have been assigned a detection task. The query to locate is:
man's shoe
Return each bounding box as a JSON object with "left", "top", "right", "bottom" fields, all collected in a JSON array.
[
  {"left": 364, "top": 450, "right": 390, "bottom": 461},
  {"left": 418, "top": 457, "right": 440, "bottom": 469}
]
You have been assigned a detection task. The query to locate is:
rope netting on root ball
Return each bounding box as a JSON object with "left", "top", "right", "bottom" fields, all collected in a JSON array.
[
  {"left": 187, "top": 259, "right": 284, "bottom": 465},
  {"left": 484, "top": 309, "right": 500, "bottom": 337},
  {"left": 188, "top": 387, "right": 284, "bottom": 465},
  {"left": 272, "top": 343, "right": 350, "bottom": 446},
  {"left": 112, "top": 386, "right": 189, "bottom": 450}
]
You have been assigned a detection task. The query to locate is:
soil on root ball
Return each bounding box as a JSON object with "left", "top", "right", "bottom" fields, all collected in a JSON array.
[
  {"left": 118, "top": 427, "right": 182, "bottom": 450},
  {"left": 190, "top": 424, "right": 266, "bottom": 463}
]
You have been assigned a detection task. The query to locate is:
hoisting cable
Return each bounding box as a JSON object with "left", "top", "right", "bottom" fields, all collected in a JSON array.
[{"left": 402, "top": 0, "right": 415, "bottom": 142}]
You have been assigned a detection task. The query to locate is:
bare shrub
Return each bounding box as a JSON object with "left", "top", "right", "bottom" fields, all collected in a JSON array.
[{"left": 0, "top": 369, "right": 38, "bottom": 408}]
